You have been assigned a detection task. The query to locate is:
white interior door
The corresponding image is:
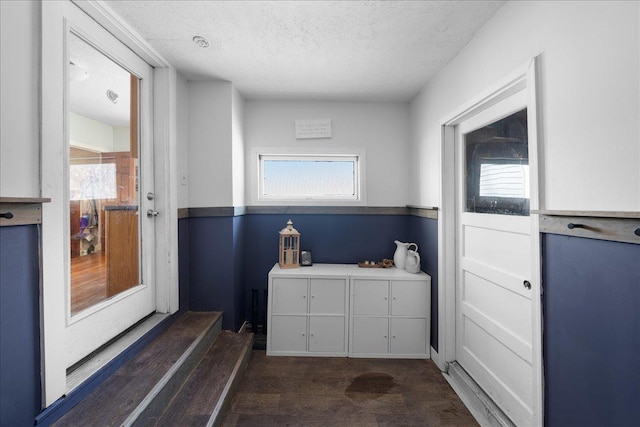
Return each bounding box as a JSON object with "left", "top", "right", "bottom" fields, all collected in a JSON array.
[
  {"left": 41, "top": 1, "right": 156, "bottom": 403},
  {"left": 455, "top": 90, "right": 537, "bottom": 426}
]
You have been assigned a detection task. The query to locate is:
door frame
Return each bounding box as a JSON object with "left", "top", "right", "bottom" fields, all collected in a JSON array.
[
  {"left": 437, "top": 57, "right": 543, "bottom": 425},
  {"left": 40, "top": 0, "right": 179, "bottom": 406}
]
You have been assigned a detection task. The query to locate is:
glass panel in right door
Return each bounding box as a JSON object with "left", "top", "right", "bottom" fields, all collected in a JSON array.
[{"left": 465, "top": 108, "right": 529, "bottom": 216}]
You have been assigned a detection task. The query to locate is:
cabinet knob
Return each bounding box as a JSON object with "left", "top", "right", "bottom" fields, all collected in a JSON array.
[
  {"left": 302, "top": 333, "right": 305, "bottom": 336},
  {"left": 393, "top": 297, "right": 397, "bottom": 300},
  {"left": 310, "top": 333, "right": 314, "bottom": 336},
  {"left": 311, "top": 295, "right": 315, "bottom": 298},
  {"left": 302, "top": 295, "right": 306, "bottom": 299},
  {"left": 384, "top": 297, "right": 388, "bottom": 300},
  {"left": 384, "top": 335, "right": 387, "bottom": 338},
  {"left": 392, "top": 335, "right": 396, "bottom": 338}
]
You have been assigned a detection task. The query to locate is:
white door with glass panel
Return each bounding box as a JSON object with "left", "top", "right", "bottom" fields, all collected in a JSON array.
[
  {"left": 455, "top": 90, "right": 537, "bottom": 426},
  {"left": 42, "top": 0, "right": 156, "bottom": 380}
]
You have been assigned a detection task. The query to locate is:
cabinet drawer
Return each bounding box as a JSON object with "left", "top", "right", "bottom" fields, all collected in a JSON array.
[
  {"left": 270, "top": 316, "right": 307, "bottom": 352},
  {"left": 391, "top": 280, "right": 428, "bottom": 316},
  {"left": 272, "top": 278, "right": 307, "bottom": 314},
  {"left": 309, "top": 316, "right": 345, "bottom": 353},
  {"left": 309, "top": 278, "right": 346, "bottom": 314},
  {"left": 352, "top": 280, "right": 389, "bottom": 315},
  {"left": 351, "top": 317, "right": 389, "bottom": 354}
]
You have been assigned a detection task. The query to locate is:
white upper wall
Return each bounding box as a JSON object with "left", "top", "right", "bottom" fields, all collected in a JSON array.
[
  {"left": 185, "top": 80, "right": 247, "bottom": 208},
  {"left": 244, "top": 100, "right": 410, "bottom": 206},
  {"left": 0, "top": 0, "right": 40, "bottom": 197},
  {"left": 176, "top": 72, "right": 189, "bottom": 209},
  {"left": 410, "top": 0, "right": 640, "bottom": 211},
  {"left": 187, "top": 81, "right": 233, "bottom": 207},
  {"left": 231, "top": 86, "right": 246, "bottom": 207}
]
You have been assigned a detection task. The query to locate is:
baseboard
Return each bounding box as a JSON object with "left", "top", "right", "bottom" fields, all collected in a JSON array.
[
  {"left": 443, "top": 362, "right": 515, "bottom": 427},
  {"left": 430, "top": 346, "right": 445, "bottom": 371}
]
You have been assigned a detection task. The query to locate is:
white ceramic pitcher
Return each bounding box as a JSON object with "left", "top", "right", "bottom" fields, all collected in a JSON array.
[
  {"left": 393, "top": 241, "right": 418, "bottom": 270},
  {"left": 405, "top": 248, "right": 421, "bottom": 273}
]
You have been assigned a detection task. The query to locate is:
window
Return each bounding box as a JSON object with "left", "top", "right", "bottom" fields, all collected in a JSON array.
[
  {"left": 479, "top": 163, "right": 530, "bottom": 198},
  {"left": 465, "top": 108, "right": 529, "bottom": 215},
  {"left": 259, "top": 154, "right": 360, "bottom": 201},
  {"left": 69, "top": 163, "right": 117, "bottom": 200}
]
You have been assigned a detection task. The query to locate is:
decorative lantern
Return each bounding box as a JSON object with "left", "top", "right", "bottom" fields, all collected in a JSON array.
[{"left": 279, "top": 219, "right": 300, "bottom": 269}]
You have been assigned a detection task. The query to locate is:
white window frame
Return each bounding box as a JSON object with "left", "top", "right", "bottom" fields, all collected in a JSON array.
[{"left": 250, "top": 147, "right": 366, "bottom": 206}]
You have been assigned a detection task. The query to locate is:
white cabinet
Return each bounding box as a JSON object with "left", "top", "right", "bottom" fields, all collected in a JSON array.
[
  {"left": 270, "top": 316, "right": 307, "bottom": 352},
  {"left": 352, "top": 317, "right": 389, "bottom": 354},
  {"left": 267, "top": 264, "right": 430, "bottom": 359},
  {"left": 350, "top": 276, "right": 430, "bottom": 359},
  {"left": 268, "top": 265, "right": 349, "bottom": 356}
]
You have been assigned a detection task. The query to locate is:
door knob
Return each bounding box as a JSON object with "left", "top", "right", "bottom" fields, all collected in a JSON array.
[
  {"left": 146, "top": 192, "right": 155, "bottom": 200},
  {"left": 523, "top": 280, "right": 531, "bottom": 290},
  {"left": 146, "top": 209, "right": 159, "bottom": 217}
]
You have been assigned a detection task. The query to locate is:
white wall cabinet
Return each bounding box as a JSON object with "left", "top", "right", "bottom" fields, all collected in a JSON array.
[{"left": 268, "top": 264, "right": 430, "bottom": 359}]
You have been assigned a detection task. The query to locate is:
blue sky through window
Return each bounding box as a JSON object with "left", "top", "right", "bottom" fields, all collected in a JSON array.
[{"left": 263, "top": 159, "right": 356, "bottom": 198}]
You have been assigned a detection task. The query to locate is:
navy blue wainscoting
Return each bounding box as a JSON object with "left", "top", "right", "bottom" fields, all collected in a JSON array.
[
  {"left": 543, "top": 234, "right": 640, "bottom": 427},
  {"left": 243, "top": 214, "right": 411, "bottom": 323},
  {"left": 409, "top": 216, "right": 439, "bottom": 351},
  {"left": 178, "top": 218, "right": 190, "bottom": 313},
  {"left": 0, "top": 225, "right": 42, "bottom": 427},
  {"left": 232, "top": 215, "right": 246, "bottom": 330},
  {"left": 188, "top": 216, "right": 245, "bottom": 331}
]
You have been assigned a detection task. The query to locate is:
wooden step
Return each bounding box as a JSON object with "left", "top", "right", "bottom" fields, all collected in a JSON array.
[
  {"left": 150, "top": 331, "right": 254, "bottom": 427},
  {"left": 54, "top": 311, "right": 223, "bottom": 427}
]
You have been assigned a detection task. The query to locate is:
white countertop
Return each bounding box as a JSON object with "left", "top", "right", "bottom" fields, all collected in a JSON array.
[{"left": 269, "top": 263, "right": 430, "bottom": 279}]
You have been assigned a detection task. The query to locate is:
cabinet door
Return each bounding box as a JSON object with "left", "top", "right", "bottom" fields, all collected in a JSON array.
[
  {"left": 309, "top": 278, "right": 346, "bottom": 314},
  {"left": 390, "top": 318, "right": 427, "bottom": 355},
  {"left": 270, "top": 316, "right": 307, "bottom": 352},
  {"left": 309, "top": 316, "right": 345, "bottom": 353},
  {"left": 391, "top": 280, "right": 428, "bottom": 316},
  {"left": 272, "top": 278, "right": 307, "bottom": 314},
  {"left": 352, "top": 280, "right": 389, "bottom": 315},
  {"left": 351, "top": 317, "right": 389, "bottom": 354}
]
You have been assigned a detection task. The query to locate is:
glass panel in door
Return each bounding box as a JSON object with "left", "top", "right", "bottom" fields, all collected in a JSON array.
[
  {"left": 68, "top": 32, "right": 141, "bottom": 315},
  {"left": 464, "top": 109, "right": 529, "bottom": 216}
]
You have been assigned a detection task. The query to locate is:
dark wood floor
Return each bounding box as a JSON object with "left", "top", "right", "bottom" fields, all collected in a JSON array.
[
  {"left": 70, "top": 252, "right": 107, "bottom": 314},
  {"left": 222, "top": 351, "right": 479, "bottom": 427}
]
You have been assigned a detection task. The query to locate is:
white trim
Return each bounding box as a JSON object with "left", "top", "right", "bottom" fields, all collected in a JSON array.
[
  {"left": 526, "top": 59, "right": 545, "bottom": 427},
  {"left": 153, "top": 67, "right": 180, "bottom": 314},
  {"left": 258, "top": 153, "right": 361, "bottom": 201},
  {"left": 430, "top": 346, "right": 445, "bottom": 371},
  {"left": 71, "top": 0, "right": 170, "bottom": 68},
  {"left": 444, "top": 363, "right": 516, "bottom": 427},
  {"left": 41, "top": 2, "right": 69, "bottom": 403},
  {"left": 438, "top": 57, "right": 543, "bottom": 426},
  {"left": 439, "top": 125, "right": 456, "bottom": 364}
]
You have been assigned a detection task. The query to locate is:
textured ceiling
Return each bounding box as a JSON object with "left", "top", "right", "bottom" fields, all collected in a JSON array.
[{"left": 104, "top": 0, "right": 505, "bottom": 102}]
